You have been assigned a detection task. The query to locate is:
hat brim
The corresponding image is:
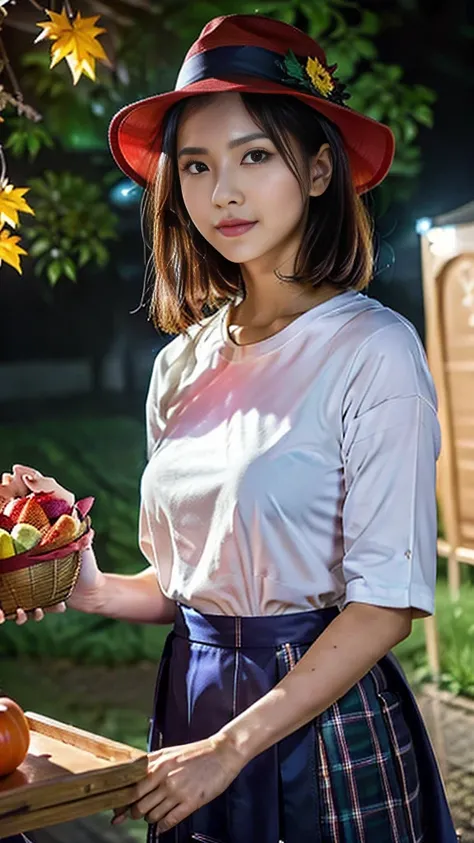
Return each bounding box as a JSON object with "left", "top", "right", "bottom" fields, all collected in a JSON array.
[{"left": 108, "top": 77, "right": 395, "bottom": 195}]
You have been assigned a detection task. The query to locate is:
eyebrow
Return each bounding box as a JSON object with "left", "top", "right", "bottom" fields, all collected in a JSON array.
[{"left": 178, "top": 132, "right": 269, "bottom": 158}]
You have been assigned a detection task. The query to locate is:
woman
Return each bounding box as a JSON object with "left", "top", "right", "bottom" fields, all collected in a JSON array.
[{"left": 3, "top": 13, "right": 458, "bottom": 843}]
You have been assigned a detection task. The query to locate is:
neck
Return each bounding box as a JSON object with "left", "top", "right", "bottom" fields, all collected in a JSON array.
[{"left": 235, "top": 273, "right": 341, "bottom": 326}]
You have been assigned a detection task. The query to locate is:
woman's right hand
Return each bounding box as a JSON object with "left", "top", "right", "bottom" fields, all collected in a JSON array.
[{"left": 1, "top": 464, "right": 75, "bottom": 507}]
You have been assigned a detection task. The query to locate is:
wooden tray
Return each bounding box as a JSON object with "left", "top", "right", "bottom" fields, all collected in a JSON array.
[{"left": 0, "top": 712, "right": 148, "bottom": 836}]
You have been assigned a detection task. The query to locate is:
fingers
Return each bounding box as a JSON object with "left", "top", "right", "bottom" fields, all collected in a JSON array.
[
  {"left": 1, "top": 473, "right": 18, "bottom": 501},
  {"left": 22, "top": 474, "right": 75, "bottom": 507},
  {"left": 132, "top": 793, "right": 176, "bottom": 822},
  {"left": 15, "top": 608, "right": 29, "bottom": 625},
  {"left": 111, "top": 808, "right": 130, "bottom": 826},
  {"left": 1, "top": 466, "right": 43, "bottom": 499},
  {"left": 146, "top": 797, "right": 180, "bottom": 825},
  {"left": 2, "top": 466, "right": 75, "bottom": 507},
  {"left": 13, "top": 466, "right": 42, "bottom": 496},
  {"left": 0, "top": 605, "right": 66, "bottom": 624},
  {"left": 12, "top": 465, "right": 43, "bottom": 482},
  {"left": 44, "top": 602, "right": 67, "bottom": 614}
]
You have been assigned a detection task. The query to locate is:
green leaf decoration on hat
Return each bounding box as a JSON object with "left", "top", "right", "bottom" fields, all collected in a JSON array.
[
  {"left": 282, "top": 50, "right": 313, "bottom": 92},
  {"left": 278, "top": 49, "right": 350, "bottom": 107}
]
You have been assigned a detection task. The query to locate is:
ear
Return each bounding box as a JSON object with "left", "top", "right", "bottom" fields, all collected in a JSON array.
[{"left": 309, "top": 143, "right": 333, "bottom": 198}]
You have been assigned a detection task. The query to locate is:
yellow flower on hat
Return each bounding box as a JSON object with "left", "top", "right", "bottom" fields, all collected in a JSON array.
[{"left": 305, "top": 57, "right": 335, "bottom": 98}]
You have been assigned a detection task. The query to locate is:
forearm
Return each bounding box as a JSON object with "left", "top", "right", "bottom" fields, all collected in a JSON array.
[
  {"left": 95, "top": 570, "right": 176, "bottom": 624},
  {"left": 218, "top": 602, "right": 412, "bottom": 764},
  {"left": 69, "top": 553, "right": 176, "bottom": 625}
]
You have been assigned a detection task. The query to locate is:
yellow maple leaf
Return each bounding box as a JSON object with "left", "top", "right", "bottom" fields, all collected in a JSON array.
[
  {"left": 66, "top": 53, "right": 96, "bottom": 85},
  {"left": 35, "top": 7, "right": 110, "bottom": 85},
  {"left": 0, "top": 226, "right": 28, "bottom": 274},
  {"left": 0, "top": 183, "right": 35, "bottom": 229}
]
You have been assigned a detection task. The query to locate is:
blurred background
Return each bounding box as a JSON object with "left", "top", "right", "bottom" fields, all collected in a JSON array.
[{"left": 1, "top": 1, "right": 474, "bottom": 840}]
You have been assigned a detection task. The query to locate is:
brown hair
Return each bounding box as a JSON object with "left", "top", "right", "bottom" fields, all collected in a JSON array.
[{"left": 145, "top": 92, "right": 374, "bottom": 335}]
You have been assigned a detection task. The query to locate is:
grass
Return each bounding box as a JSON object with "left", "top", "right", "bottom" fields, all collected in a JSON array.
[{"left": 395, "top": 579, "right": 474, "bottom": 696}]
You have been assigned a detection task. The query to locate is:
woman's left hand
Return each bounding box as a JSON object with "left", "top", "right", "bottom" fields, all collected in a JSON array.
[{"left": 112, "top": 734, "right": 243, "bottom": 834}]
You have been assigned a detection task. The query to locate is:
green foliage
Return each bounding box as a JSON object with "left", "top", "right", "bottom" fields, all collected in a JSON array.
[
  {"left": 19, "top": 51, "right": 109, "bottom": 151},
  {"left": 4, "top": 116, "right": 54, "bottom": 161},
  {"left": 395, "top": 582, "right": 474, "bottom": 698},
  {"left": 439, "top": 602, "right": 474, "bottom": 697},
  {"left": 23, "top": 170, "right": 118, "bottom": 285},
  {"left": 0, "top": 610, "right": 170, "bottom": 667}
]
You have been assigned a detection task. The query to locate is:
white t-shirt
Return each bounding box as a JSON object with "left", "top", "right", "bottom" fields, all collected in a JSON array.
[{"left": 139, "top": 290, "right": 441, "bottom": 617}]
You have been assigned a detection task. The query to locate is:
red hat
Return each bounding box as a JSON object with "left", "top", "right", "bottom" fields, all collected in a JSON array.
[{"left": 108, "top": 14, "right": 395, "bottom": 194}]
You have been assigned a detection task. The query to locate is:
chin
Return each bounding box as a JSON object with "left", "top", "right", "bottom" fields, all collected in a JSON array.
[{"left": 210, "top": 241, "right": 265, "bottom": 264}]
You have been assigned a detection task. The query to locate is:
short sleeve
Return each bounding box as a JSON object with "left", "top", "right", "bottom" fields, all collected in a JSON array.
[
  {"left": 341, "top": 319, "right": 441, "bottom": 617},
  {"left": 144, "top": 353, "right": 166, "bottom": 461},
  {"left": 138, "top": 333, "right": 193, "bottom": 564},
  {"left": 139, "top": 350, "right": 168, "bottom": 564}
]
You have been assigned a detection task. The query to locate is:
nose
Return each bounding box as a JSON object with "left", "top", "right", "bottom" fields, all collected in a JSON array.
[{"left": 211, "top": 167, "right": 244, "bottom": 208}]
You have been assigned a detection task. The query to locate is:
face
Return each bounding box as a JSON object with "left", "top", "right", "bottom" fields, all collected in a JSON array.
[{"left": 176, "top": 93, "right": 332, "bottom": 275}]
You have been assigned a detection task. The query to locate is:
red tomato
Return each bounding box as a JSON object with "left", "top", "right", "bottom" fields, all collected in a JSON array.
[{"left": 0, "top": 697, "right": 30, "bottom": 776}]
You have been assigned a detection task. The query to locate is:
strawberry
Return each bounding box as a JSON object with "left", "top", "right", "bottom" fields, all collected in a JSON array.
[
  {"left": 38, "top": 514, "right": 77, "bottom": 552},
  {"left": 16, "top": 498, "right": 50, "bottom": 533},
  {"left": 0, "top": 513, "right": 14, "bottom": 532},
  {"left": 3, "top": 497, "right": 29, "bottom": 521}
]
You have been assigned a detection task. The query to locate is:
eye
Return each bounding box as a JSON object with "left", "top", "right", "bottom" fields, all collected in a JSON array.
[
  {"left": 242, "top": 149, "right": 272, "bottom": 164},
  {"left": 182, "top": 160, "right": 208, "bottom": 175}
]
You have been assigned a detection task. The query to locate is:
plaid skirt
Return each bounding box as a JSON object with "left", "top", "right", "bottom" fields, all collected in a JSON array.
[{"left": 148, "top": 604, "right": 457, "bottom": 843}]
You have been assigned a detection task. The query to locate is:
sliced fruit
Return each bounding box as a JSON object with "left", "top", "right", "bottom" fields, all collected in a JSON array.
[
  {"left": 38, "top": 514, "right": 77, "bottom": 552},
  {"left": 16, "top": 498, "right": 49, "bottom": 532},
  {"left": 0, "top": 528, "right": 15, "bottom": 559},
  {"left": 11, "top": 523, "right": 42, "bottom": 554}
]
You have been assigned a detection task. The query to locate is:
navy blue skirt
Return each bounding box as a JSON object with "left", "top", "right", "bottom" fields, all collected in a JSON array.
[{"left": 148, "top": 605, "right": 456, "bottom": 843}]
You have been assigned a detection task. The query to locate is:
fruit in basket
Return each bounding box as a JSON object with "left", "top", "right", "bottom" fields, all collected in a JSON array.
[
  {"left": 33, "top": 492, "right": 73, "bottom": 521},
  {"left": 0, "top": 492, "right": 86, "bottom": 561},
  {"left": 0, "top": 529, "right": 15, "bottom": 560},
  {"left": 3, "top": 497, "right": 28, "bottom": 521},
  {"left": 16, "top": 498, "right": 50, "bottom": 534},
  {"left": 0, "top": 492, "right": 94, "bottom": 618},
  {"left": 11, "top": 523, "right": 42, "bottom": 554},
  {"left": 38, "top": 514, "right": 78, "bottom": 552},
  {"left": 0, "top": 697, "right": 30, "bottom": 776},
  {"left": 0, "top": 513, "right": 14, "bottom": 532}
]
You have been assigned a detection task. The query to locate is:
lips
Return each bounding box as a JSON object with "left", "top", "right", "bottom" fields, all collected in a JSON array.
[
  {"left": 216, "top": 218, "right": 256, "bottom": 229},
  {"left": 215, "top": 219, "right": 257, "bottom": 238}
]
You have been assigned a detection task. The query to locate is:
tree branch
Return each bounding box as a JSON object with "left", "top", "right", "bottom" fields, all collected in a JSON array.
[
  {"left": 0, "top": 35, "right": 23, "bottom": 100},
  {"left": 27, "top": 0, "right": 48, "bottom": 13},
  {"left": 0, "top": 87, "right": 42, "bottom": 122}
]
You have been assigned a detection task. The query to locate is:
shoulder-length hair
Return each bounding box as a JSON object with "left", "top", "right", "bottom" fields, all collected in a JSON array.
[{"left": 145, "top": 92, "right": 374, "bottom": 335}]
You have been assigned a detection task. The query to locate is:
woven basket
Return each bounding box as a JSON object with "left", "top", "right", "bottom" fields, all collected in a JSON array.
[{"left": 0, "top": 497, "right": 94, "bottom": 620}]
